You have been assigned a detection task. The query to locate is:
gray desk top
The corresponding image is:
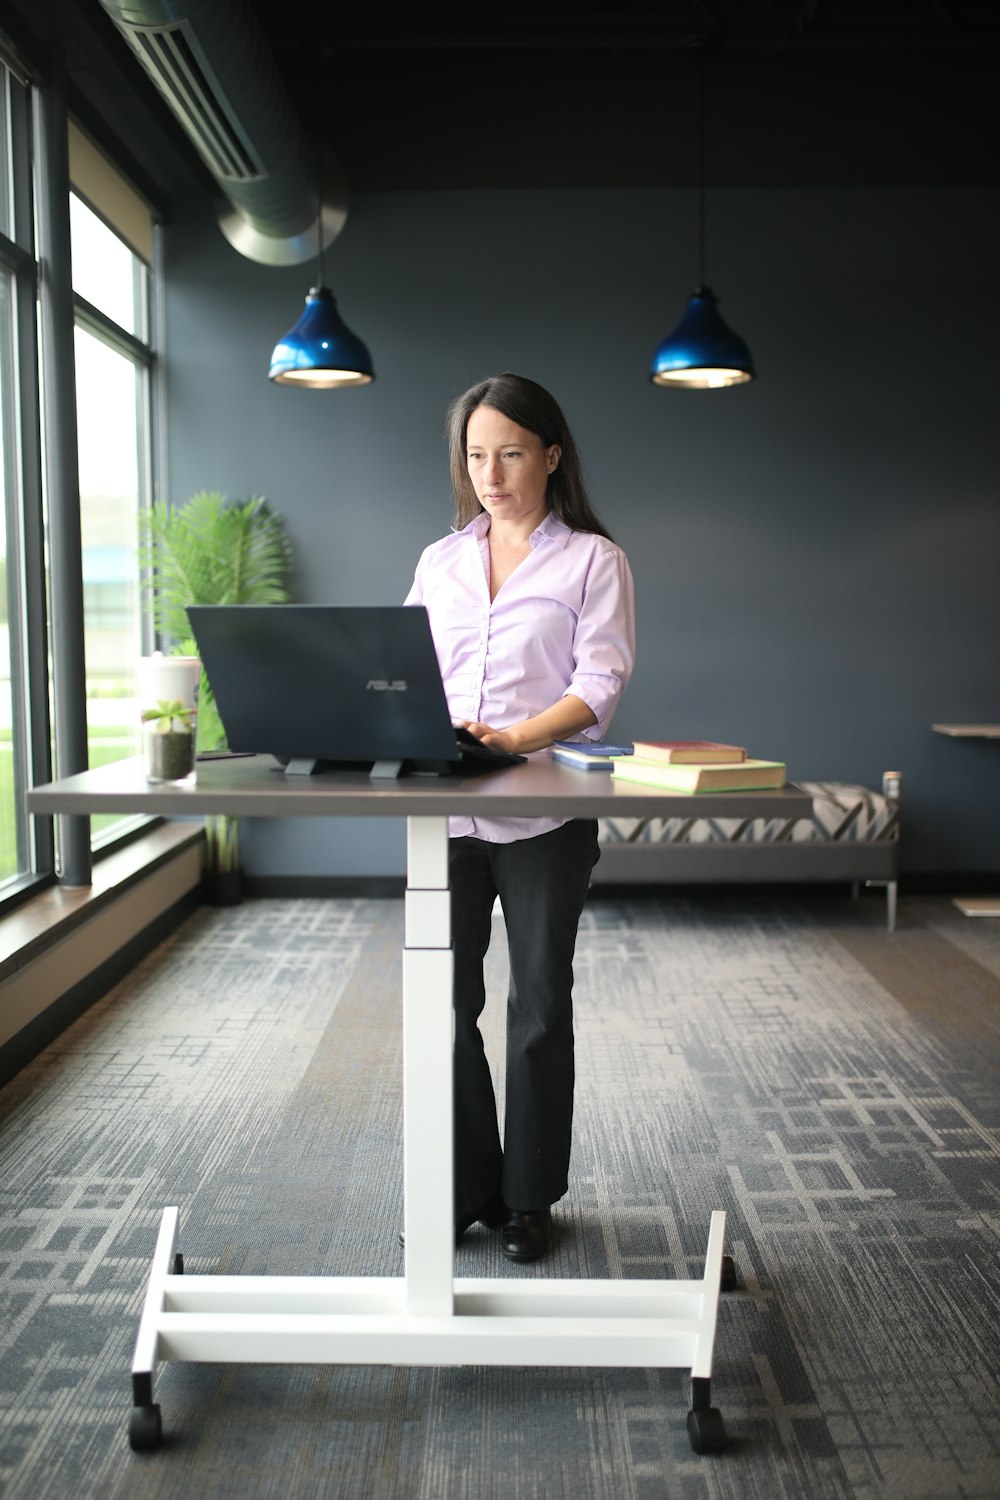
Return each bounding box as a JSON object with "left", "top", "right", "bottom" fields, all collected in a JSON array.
[
  {"left": 931, "top": 723, "right": 1000, "bottom": 738},
  {"left": 27, "top": 753, "right": 813, "bottom": 821}
]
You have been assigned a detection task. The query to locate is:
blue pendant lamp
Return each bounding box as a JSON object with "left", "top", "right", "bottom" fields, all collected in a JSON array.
[
  {"left": 269, "top": 285, "right": 374, "bottom": 388},
  {"left": 268, "top": 148, "right": 374, "bottom": 389},
  {"left": 650, "top": 46, "right": 755, "bottom": 390}
]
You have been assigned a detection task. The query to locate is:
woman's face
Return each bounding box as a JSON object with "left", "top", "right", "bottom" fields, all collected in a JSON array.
[{"left": 465, "top": 405, "right": 560, "bottom": 529}]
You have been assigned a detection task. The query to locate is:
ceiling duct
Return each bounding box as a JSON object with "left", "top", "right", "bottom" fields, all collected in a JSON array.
[{"left": 98, "top": 0, "right": 348, "bottom": 266}]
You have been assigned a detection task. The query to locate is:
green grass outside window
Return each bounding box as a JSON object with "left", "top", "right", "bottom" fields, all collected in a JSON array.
[{"left": 1, "top": 723, "right": 142, "bottom": 882}]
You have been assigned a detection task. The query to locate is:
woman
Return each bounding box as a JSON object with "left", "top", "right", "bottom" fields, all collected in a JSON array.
[{"left": 405, "top": 372, "right": 635, "bottom": 1261}]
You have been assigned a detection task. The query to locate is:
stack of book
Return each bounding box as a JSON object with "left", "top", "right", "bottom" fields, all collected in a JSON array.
[{"left": 610, "top": 741, "right": 786, "bottom": 793}]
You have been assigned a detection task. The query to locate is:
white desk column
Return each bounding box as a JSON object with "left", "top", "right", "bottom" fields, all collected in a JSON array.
[{"left": 402, "top": 816, "right": 454, "bottom": 1315}]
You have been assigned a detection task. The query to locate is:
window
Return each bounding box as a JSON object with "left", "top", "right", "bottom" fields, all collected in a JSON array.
[
  {"left": 0, "top": 63, "right": 10, "bottom": 240},
  {"left": 0, "top": 263, "right": 21, "bottom": 884},
  {"left": 70, "top": 192, "right": 146, "bottom": 337},
  {"left": 69, "top": 179, "right": 155, "bottom": 848},
  {"left": 0, "top": 54, "right": 160, "bottom": 901},
  {"left": 0, "top": 58, "right": 41, "bottom": 896},
  {"left": 74, "top": 320, "right": 144, "bottom": 786}
]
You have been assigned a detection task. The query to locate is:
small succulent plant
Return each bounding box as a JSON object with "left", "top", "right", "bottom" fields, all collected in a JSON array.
[{"left": 140, "top": 699, "right": 195, "bottom": 734}]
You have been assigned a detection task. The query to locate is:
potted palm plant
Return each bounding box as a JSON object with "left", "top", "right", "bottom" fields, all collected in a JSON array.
[{"left": 141, "top": 490, "right": 293, "bottom": 904}]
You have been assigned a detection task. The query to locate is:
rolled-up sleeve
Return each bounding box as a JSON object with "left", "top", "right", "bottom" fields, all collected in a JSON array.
[{"left": 566, "top": 544, "right": 636, "bottom": 737}]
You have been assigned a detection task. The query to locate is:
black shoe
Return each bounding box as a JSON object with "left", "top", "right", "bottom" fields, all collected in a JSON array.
[
  {"left": 499, "top": 1207, "right": 552, "bottom": 1262},
  {"left": 398, "top": 1194, "right": 507, "bottom": 1250}
]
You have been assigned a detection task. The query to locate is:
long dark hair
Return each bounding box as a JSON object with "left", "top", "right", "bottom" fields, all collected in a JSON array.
[{"left": 446, "top": 372, "right": 615, "bottom": 540}]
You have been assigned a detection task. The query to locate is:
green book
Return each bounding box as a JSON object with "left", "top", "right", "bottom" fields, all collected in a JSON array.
[{"left": 612, "top": 757, "right": 786, "bottom": 793}]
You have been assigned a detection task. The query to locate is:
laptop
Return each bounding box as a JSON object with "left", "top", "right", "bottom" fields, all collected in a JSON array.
[{"left": 185, "top": 604, "right": 526, "bottom": 778}]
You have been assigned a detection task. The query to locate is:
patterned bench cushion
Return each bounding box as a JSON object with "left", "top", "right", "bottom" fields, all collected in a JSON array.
[{"left": 598, "top": 782, "right": 899, "bottom": 849}]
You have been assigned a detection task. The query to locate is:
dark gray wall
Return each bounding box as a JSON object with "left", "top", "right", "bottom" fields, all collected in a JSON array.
[{"left": 164, "top": 183, "right": 1000, "bottom": 878}]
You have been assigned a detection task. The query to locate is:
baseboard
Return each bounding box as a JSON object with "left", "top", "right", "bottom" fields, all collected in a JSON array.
[
  {"left": 241, "top": 875, "right": 405, "bottom": 899},
  {"left": 233, "top": 872, "right": 999, "bottom": 901},
  {"left": 587, "top": 876, "right": 998, "bottom": 899}
]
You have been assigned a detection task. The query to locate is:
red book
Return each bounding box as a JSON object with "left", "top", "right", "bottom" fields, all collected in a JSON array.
[{"left": 631, "top": 741, "right": 747, "bottom": 765}]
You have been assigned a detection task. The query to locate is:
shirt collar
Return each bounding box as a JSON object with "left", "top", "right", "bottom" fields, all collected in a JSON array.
[
  {"left": 532, "top": 511, "right": 572, "bottom": 549},
  {"left": 465, "top": 509, "right": 572, "bottom": 549}
]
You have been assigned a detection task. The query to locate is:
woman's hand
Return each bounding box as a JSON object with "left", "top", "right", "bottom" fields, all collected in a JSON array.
[
  {"left": 459, "top": 721, "right": 522, "bottom": 753},
  {"left": 457, "top": 694, "right": 598, "bottom": 756}
]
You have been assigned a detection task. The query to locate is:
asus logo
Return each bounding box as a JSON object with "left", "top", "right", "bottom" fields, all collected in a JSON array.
[{"left": 366, "top": 679, "right": 408, "bottom": 692}]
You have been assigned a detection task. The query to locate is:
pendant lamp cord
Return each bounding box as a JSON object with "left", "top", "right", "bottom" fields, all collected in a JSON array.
[
  {"left": 315, "top": 138, "right": 326, "bottom": 289},
  {"left": 697, "top": 43, "right": 707, "bottom": 289}
]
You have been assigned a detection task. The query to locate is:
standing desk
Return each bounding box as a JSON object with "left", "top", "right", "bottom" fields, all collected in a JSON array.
[{"left": 27, "top": 755, "right": 813, "bottom": 1456}]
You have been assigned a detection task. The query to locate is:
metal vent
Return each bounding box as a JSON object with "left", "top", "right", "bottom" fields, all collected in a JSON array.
[
  {"left": 98, "top": 0, "right": 348, "bottom": 266},
  {"left": 123, "top": 21, "right": 264, "bottom": 183}
]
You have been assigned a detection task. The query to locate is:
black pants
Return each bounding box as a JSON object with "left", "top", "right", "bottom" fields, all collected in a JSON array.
[{"left": 450, "top": 819, "right": 600, "bottom": 1222}]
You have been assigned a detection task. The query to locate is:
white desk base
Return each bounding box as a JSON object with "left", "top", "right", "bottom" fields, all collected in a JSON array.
[
  {"left": 130, "top": 1206, "right": 729, "bottom": 1454},
  {"left": 123, "top": 811, "right": 730, "bottom": 1453}
]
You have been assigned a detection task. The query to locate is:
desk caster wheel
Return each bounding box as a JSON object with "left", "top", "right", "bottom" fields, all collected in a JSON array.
[
  {"left": 173, "top": 1252, "right": 184, "bottom": 1275},
  {"left": 129, "top": 1403, "right": 162, "bottom": 1451},
  {"left": 687, "top": 1405, "right": 726, "bottom": 1454},
  {"left": 720, "top": 1254, "right": 737, "bottom": 1292}
]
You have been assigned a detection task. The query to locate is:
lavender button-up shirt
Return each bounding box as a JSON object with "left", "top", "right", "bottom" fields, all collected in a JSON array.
[{"left": 405, "top": 510, "right": 636, "bottom": 842}]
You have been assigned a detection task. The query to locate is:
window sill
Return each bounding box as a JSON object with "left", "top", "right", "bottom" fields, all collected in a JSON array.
[{"left": 0, "top": 822, "right": 205, "bottom": 983}]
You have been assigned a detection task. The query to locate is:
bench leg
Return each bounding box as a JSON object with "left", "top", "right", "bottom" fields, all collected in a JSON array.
[
  {"left": 886, "top": 878, "right": 897, "bottom": 932},
  {"left": 863, "top": 877, "right": 897, "bottom": 932}
]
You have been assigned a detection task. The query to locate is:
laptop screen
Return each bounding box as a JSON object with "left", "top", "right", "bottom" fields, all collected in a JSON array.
[{"left": 186, "top": 604, "right": 461, "bottom": 768}]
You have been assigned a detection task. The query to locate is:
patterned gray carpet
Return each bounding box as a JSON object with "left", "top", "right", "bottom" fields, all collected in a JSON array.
[{"left": 1, "top": 889, "right": 998, "bottom": 1499}]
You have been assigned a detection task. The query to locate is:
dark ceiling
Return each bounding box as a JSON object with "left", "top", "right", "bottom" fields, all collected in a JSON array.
[
  {"left": 252, "top": 1, "right": 1000, "bottom": 189},
  {"left": 4, "top": 0, "right": 1000, "bottom": 207}
]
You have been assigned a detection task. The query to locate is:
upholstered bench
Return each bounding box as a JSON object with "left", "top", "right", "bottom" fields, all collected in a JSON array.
[{"left": 592, "top": 777, "right": 901, "bottom": 930}]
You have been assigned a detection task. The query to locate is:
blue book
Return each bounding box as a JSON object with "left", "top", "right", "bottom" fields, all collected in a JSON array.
[
  {"left": 553, "top": 740, "right": 633, "bottom": 756},
  {"left": 552, "top": 740, "right": 634, "bottom": 770}
]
